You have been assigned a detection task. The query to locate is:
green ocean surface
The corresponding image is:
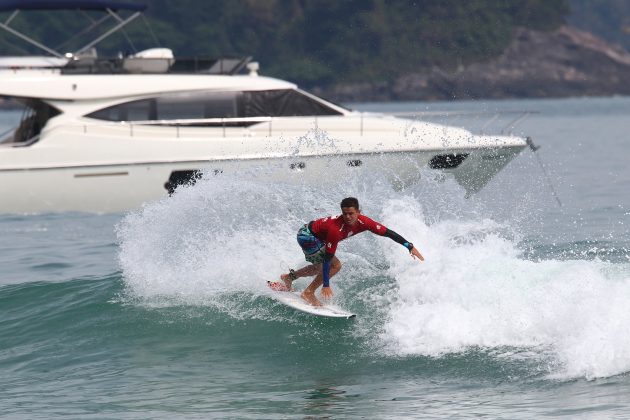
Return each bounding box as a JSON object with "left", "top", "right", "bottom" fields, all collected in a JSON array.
[{"left": 1, "top": 97, "right": 630, "bottom": 418}]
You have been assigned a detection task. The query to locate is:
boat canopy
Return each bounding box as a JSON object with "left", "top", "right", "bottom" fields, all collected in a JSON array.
[
  {"left": 0, "top": 0, "right": 146, "bottom": 12},
  {"left": 0, "top": 0, "right": 148, "bottom": 58}
]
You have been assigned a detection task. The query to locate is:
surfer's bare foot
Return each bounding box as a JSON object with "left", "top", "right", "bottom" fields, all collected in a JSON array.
[
  {"left": 278, "top": 274, "right": 293, "bottom": 291},
  {"left": 301, "top": 291, "right": 322, "bottom": 307},
  {"left": 280, "top": 269, "right": 297, "bottom": 290},
  {"left": 279, "top": 273, "right": 292, "bottom": 288}
]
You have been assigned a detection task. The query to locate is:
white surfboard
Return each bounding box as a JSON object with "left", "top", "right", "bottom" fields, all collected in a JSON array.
[{"left": 268, "top": 283, "right": 356, "bottom": 319}]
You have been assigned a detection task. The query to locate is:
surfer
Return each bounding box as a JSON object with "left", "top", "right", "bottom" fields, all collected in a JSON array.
[{"left": 274, "top": 197, "right": 424, "bottom": 306}]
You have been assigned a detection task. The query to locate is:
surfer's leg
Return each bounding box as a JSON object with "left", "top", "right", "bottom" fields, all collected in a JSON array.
[
  {"left": 280, "top": 264, "right": 319, "bottom": 289},
  {"left": 282, "top": 231, "right": 326, "bottom": 288},
  {"left": 311, "top": 256, "right": 342, "bottom": 284},
  {"left": 301, "top": 277, "right": 323, "bottom": 306},
  {"left": 301, "top": 257, "right": 342, "bottom": 306},
  {"left": 328, "top": 256, "right": 342, "bottom": 278},
  {"left": 282, "top": 264, "right": 319, "bottom": 280}
]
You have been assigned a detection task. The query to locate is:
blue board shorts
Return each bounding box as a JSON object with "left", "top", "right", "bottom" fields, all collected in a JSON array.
[{"left": 297, "top": 224, "right": 326, "bottom": 264}]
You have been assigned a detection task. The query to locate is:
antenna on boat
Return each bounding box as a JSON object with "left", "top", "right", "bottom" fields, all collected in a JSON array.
[{"left": 526, "top": 137, "right": 562, "bottom": 207}]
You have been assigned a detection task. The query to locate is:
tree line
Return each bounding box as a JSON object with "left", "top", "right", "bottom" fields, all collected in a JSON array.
[{"left": 0, "top": 0, "right": 569, "bottom": 88}]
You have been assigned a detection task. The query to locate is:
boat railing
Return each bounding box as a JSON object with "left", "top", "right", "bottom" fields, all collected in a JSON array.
[
  {"left": 9, "top": 112, "right": 532, "bottom": 145},
  {"left": 387, "top": 110, "right": 537, "bottom": 136},
  {"left": 28, "top": 116, "right": 285, "bottom": 141},
  {"left": 44, "top": 116, "right": 282, "bottom": 139}
]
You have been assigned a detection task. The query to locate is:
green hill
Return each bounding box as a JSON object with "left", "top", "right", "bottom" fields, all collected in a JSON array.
[
  {"left": 0, "top": 0, "right": 569, "bottom": 89},
  {"left": 568, "top": 0, "right": 630, "bottom": 52}
]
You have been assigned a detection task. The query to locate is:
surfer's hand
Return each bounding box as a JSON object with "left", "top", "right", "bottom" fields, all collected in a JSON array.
[
  {"left": 410, "top": 247, "right": 424, "bottom": 261},
  {"left": 321, "top": 286, "right": 333, "bottom": 300}
]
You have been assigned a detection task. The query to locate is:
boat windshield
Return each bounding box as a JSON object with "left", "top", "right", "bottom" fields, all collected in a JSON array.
[{"left": 86, "top": 89, "right": 344, "bottom": 122}]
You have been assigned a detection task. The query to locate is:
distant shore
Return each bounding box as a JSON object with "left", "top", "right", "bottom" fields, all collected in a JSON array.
[
  {"left": 3, "top": 25, "right": 630, "bottom": 107},
  {"left": 314, "top": 26, "right": 630, "bottom": 103}
]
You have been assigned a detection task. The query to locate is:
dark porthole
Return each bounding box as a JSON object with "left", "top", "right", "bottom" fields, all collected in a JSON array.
[
  {"left": 290, "top": 162, "right": 306, "bottom": 170},
  {"left": 164, "top": 170, "right": 202, "bottom": 195},
  {"left": 429, "top": 154, "right": 469, "bottom": 169}
]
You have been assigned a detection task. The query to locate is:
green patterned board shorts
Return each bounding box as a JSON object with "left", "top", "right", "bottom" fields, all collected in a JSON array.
[{"left": 297, "top": 224, "right": 326, "bottom": 264}]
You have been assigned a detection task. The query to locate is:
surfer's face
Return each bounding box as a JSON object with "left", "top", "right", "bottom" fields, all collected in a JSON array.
[{"left": 341, "top": 207, "right": 360, "bottom": 226}]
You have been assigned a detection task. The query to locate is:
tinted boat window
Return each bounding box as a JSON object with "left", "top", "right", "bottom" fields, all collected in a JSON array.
[
  {"left": 203, "top": 92, "right": 239, "bottom": 118},
  {"left": 156, "top": 96, "right": 204, "bottom": 120},
  {"left": 87, "top": 93, "right": 239, "bottom": 121},
  {"left": 88, "top": 99, "right": 154, "bottom": 121},
  {"left": 156, "top": 92, "right": 238, "bottom": 120},
  {"left": 242, "top": 89, "right": 341, "bottom": 117},
  {"left": 6, "top": 99, "right": 60, "bottom": 145},
  {"left": 85, "top": 89, "right": 339, "bottom": 122},
  {"left": 127, "top": 100, "right": 155, "bottom": 120}
]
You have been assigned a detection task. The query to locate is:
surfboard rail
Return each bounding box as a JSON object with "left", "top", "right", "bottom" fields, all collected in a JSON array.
[{"left": 267, "top": 282, "right": 356, "bottom": 319}]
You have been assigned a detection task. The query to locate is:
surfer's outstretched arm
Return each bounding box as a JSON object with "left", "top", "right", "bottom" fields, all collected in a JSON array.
[{"left": 383, "top": 228, "right": 424, "bottom": 261}]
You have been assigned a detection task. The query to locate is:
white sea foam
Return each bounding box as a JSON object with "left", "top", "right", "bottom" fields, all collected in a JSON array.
[
  {"left": 116, "top": 160, "right": 395, "bottom": 303},
  {"left": 378, "top": 197, "right": 630, "bottom": 380},
  {"left": 118, "top": 176, "right": 298, "bottom": 301},
  {"left": 117, "top": 160, "right": 630, "bottom": 380}
]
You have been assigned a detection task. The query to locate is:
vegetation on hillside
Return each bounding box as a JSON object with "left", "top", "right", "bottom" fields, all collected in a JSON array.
[
  {"left": 568, "top": 0, "right": 630, "bottom": 52},
  {"left": 0, "top": 0, "right": 568, "bottom": 88}
]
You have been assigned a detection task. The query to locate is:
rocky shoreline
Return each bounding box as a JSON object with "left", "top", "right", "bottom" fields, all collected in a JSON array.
[
  {"left": 314, "top": 25, "right": 630, "bottom": 102},
  {"left": 2, "top": 25, "right": 628, "bottom": 107}
]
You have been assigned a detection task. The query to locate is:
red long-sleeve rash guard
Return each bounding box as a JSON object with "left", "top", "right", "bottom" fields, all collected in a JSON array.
[
  {"left": 310, "top": 214, "right": 387, "bottom": 287},
  {"left": 310, "top": 214, "right": 387, "bottom": 256},
  {"left": 309, "top": 214, "right": 414, "bottom": 287}
]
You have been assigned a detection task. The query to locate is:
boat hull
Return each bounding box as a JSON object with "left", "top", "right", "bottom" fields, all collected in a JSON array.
[{"left": 0, "top": 145, "right": 524, "bottom": 213}]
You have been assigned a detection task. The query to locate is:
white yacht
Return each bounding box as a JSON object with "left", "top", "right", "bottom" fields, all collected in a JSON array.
[{"left": 0, "top": 1, "right": 529, "bottom": 214}]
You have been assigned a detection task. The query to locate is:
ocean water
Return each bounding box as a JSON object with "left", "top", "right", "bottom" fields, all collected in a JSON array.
[{"left": 1, "top": 96, "right": 630, "bottom": 418}]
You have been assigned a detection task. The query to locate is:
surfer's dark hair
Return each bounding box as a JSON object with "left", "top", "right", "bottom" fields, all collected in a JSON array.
[{"left": 340, "top": 197, "right": 359, "bottom": 210}]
